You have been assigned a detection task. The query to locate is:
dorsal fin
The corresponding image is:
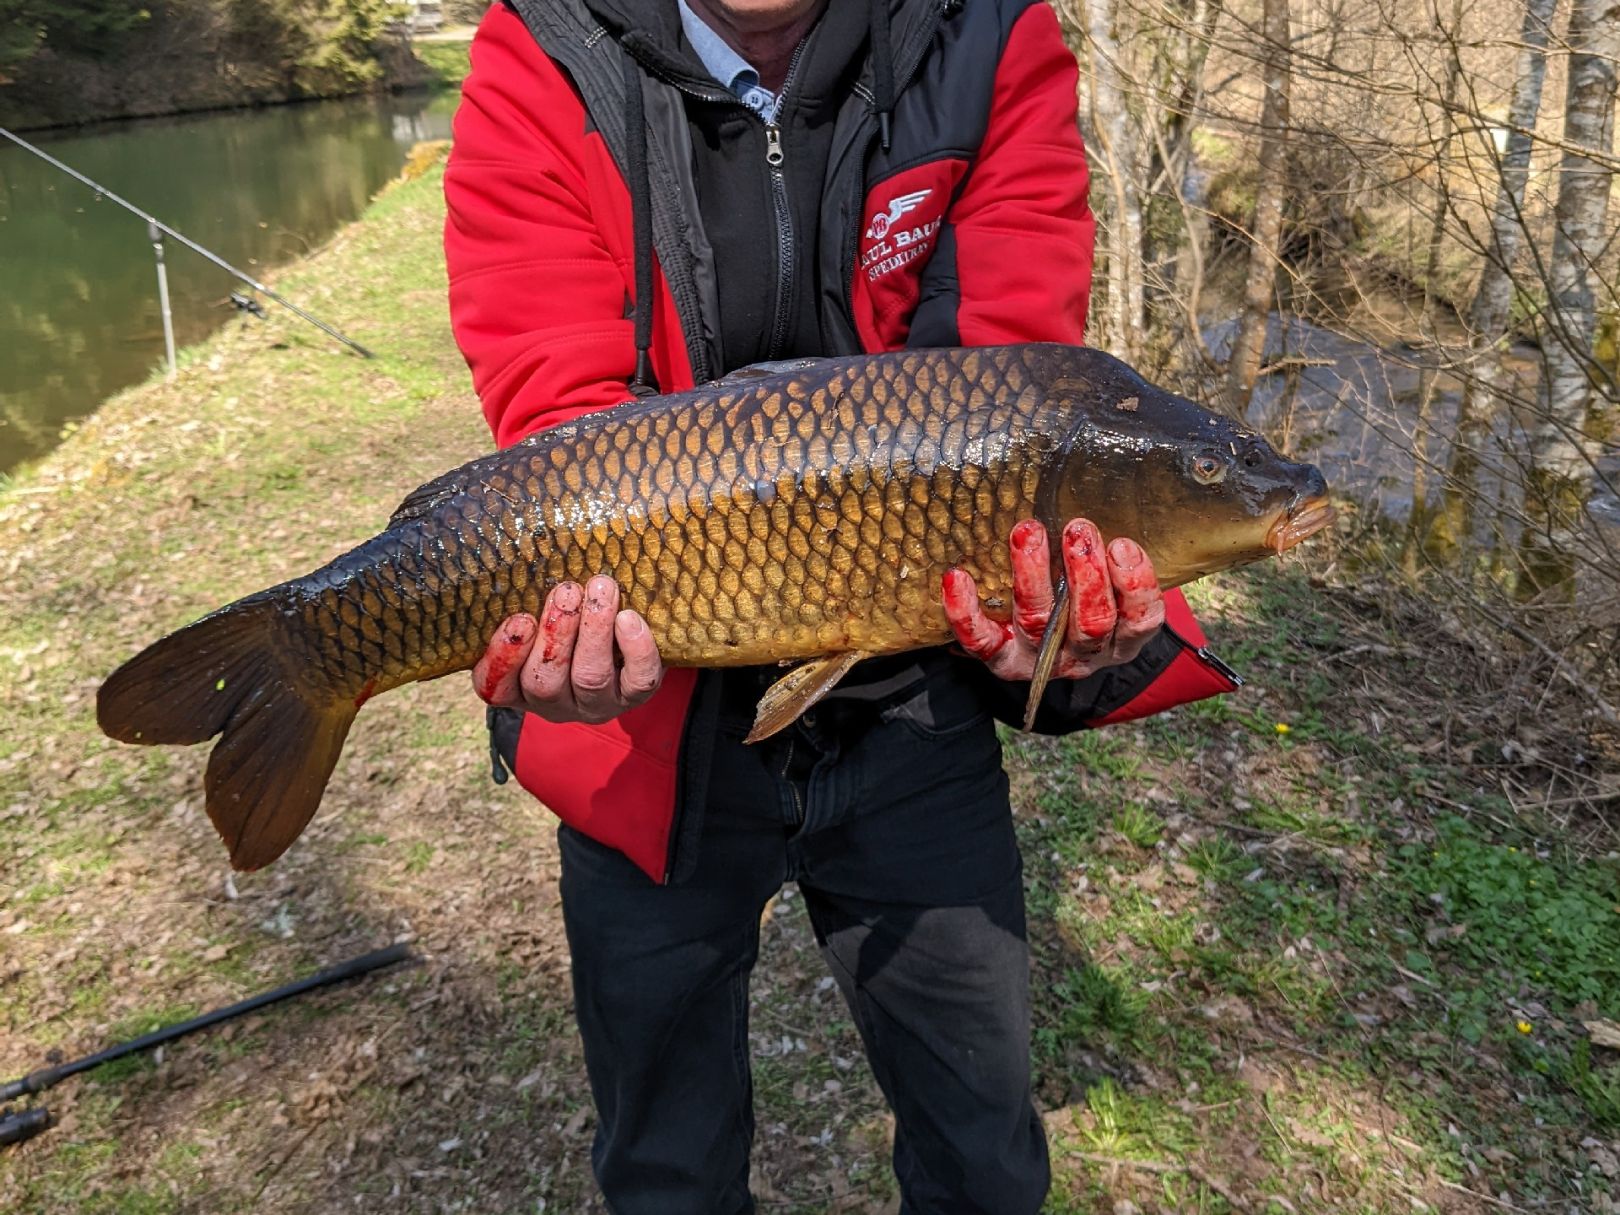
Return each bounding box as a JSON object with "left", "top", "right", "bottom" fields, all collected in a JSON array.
[
  {"left": 387, "top": 442, "right": 538, "bottom": 528},
  {"left": 389, "top": 469, "right": 471, "bottom": 527},
  {"left": 711, "top": 357, "right": 823, "bottom": 388}
]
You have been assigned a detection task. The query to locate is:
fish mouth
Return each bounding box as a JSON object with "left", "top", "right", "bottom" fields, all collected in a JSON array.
[{"left": 1267, "top": 496, "right": 1336, "bottom": 554}]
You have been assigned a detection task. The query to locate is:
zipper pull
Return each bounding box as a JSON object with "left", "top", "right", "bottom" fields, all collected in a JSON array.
[
  {"left": 1193, "top": 646, "right": 1245, "bottom": 688},
  {"left": 764, "top": 124, "right": 784, "bottom": 168}
]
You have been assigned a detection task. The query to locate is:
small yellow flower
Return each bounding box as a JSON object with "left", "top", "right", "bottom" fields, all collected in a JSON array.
[
  {"left": 1516, "top": 1020, "right": 1533, "bottom": 1034},
  {"left": 1274, "top": 723, "right": 1291, "bottom": 735}
]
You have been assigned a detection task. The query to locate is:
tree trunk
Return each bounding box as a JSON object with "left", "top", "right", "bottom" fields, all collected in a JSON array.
[
  {"left": 1463, "top": 0, "right": 1557, "bottom": 380},
  {"left": 1437, "top": 0, "right": 1556, "bottom": 560},
  {"left": 1146, "top": 0, "right": 1224, "bottom": 371},
  {"left": 1079, "top": 0, "right": 1145, "bottom": 360},
  {"left": 1406, "top": 0, "right": 1467, "bottom": 574},
  {"left": 1223, "top": 0, "right": 1291, "bottom": 415},
  {"left": 1521, "top": 0, "right": 1620, "bottom": 595}
]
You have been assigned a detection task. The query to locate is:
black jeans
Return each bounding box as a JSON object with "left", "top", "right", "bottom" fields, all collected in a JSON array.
[{"left": 558, "top": 668, "right": 1049, "bottom": 1215}]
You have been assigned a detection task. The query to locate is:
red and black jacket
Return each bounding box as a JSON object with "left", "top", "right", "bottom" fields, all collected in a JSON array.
[{"left": 444, "top": 0, "right": 1239, "bottom": 884}]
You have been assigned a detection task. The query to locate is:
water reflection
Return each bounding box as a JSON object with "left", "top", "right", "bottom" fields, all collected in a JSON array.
[
  {"left": 0, "top": 90, "right": 457, "bottom": 475},
  {"left": 1205, "top": 314, "right": 1620, "bottom": 567}
]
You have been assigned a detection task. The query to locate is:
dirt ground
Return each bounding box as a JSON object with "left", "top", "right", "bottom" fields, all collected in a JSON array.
[{"left": 1, "top": 155, "right": 1616, "bottom": 1215}]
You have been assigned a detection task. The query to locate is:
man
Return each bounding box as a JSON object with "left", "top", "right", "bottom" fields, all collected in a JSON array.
[{"left": 444, "top": 1, "right": 1236, "bottom": 1210}]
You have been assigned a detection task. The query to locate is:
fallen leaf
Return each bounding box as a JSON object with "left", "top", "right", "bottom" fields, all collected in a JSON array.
[
  {"left": 1584, "top": 1138, "right": 1619, "bottom": 1178},
  {"left": 1238, "top": 1058, "right": 1278, "bottom": 1094},
  {"left": 1587, "top": 1019, "right": 1620, "bottom": 1050},
  {"left": 1201, "top": 995, "right": 1254, "bottom": 1027},
  {"left": 562, "top": 1105, "right": 590, "bottom": 1136}
]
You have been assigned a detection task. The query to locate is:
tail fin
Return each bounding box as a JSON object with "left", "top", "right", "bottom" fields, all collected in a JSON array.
[{"left": 97, "top": 596, "right": 358, "bottom": 871}]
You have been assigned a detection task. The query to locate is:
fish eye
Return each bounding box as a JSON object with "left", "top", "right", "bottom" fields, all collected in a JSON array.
[{"left": 1191, "top": 453, "right": 1228, "bottom": 485}]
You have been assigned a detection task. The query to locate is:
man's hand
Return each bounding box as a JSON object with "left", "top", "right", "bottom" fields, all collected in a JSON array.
[
  {"left": 942, "top": 518, "right": 1165, "bottom": 682},
  {"left": 472, "top": 576, "right": 664, "bottom": 724}
]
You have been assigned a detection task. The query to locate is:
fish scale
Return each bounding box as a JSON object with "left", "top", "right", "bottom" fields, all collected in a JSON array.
[
  {"left": 97, "top": 342, "right": 1333, "bottom": 871},
  {"left": 278, "top": 345, "right": 1047, "bottom": 701}
]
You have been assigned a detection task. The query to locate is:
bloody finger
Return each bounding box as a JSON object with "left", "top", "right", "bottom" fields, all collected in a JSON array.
[
  {"left": 942, "top": 568, "right": 1012, "bottom": 663},
  {"left": 1063, "top": 519, "right": 1116, "bottom": 644},
  {"left": 1107, "top": 538, "right": 1166, "bottom": 660},
  {"left": 1009, "top": 519, "right": 1055, "bottom": 644},
  {"left": 570, "top": 575, "right": 623, "bottom": 711},
  {"left": 523, "top": 581, "right": 583, "bottom": 705},
  {"left": 473, "top": 613, "right": 537, "bottom": 706}
]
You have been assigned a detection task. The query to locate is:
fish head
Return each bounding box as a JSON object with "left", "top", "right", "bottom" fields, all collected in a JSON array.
[{"left": 1039, "top": 349, "right": 1334, "bottom": 588}]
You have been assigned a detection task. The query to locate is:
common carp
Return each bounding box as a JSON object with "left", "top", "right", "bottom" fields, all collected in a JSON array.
[{"left": 98, "top": 344, "right": 1332, "bottom": 870}]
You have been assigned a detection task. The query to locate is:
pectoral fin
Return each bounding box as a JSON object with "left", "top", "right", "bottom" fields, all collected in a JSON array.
[
  {"left": 747, "top": 652, "right": 871, "bottom": 743},
  {"left": 1023, "top": 576, "right": 1070, "bottom": 732}
]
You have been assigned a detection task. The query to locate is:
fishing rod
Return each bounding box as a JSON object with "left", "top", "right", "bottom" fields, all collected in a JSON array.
[
  {"left": 0, "top": 942, "right": 413, "bottom": 1149},
  {"left": 0, "top": 124, "right": 375, "bottom": 361}
]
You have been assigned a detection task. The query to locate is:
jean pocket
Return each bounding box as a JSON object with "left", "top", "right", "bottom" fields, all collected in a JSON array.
[{"left": 880, "top": 678, "right": 993, "bottom": 742}]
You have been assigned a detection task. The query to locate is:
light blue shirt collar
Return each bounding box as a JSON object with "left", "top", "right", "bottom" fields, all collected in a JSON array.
[{"left": 676, "top": 0, "right": 782, "bottom": 122}]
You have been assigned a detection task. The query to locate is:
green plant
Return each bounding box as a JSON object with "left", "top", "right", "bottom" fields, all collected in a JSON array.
[
  {"left": 1048, "top": 962, "right": 1146, "bottom": 1041},
  {"left": 1114, "top": 802, "right": 1166, "bottom": 849},
  {"left": 0, "top": 1, "right": 150, "bottom": 71},
  {"left": 1183, "top": 834, "right": 1245, "bottom": 880},
  {"left": 1401, "top": 817, "right": 1620, "bottom": 1011},
  {"left": 1568, "top": 1040, "right": 1620, "bottom": 1130}
]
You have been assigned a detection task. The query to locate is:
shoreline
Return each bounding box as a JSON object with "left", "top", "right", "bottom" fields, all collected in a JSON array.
[
  {"left": 0, "top": 35, "right": 470, "bottom": 135},
  {"left": 2, "top": 80, "right": 443, "bottom": 138}
]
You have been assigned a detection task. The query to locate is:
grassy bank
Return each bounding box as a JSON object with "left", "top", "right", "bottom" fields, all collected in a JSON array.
[{"left": 0, "top": 153, "right": 1615, "bottom": 1215}]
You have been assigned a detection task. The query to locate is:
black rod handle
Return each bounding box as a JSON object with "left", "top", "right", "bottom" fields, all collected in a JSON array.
[
  {"left": 0, "top": 1107, "right": 50, "bottom": 1147},
  {"left": 1, "top": 943, "right": 413, "bottom": 1099}
]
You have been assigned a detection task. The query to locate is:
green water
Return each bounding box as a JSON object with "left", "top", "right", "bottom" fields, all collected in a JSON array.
[{"left": 0, "top": 90, "right": 458, "bottom": 476}]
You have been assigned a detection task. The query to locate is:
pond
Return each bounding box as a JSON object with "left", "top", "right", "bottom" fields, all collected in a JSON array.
[{"left": 0, "top": 89, "right": 458, "bottom": 477}]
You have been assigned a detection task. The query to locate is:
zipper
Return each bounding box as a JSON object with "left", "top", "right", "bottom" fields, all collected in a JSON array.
[
  {"left": 636, "top": 35, "right": 808, "bottom": 363},
  {"left": 1164, "top": 623, "right": 1245, "bottom": 688},
  {"left": 780, "top": 736, "right": 806, "bottom": 825},
  {"left": 762, "top": 38, "right": 810, "bottom": 360},
  {"left": 763, "top": 123, "right": 794, "bottom": 359},
  {"left": 1191, "top": 645, "right": 1245, "bottom": 688}
]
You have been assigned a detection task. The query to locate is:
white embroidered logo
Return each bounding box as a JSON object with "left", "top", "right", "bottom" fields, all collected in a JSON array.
[
  {"left": 860, "top": 184, "right": 945, "bottom": 283},
  {"left": 864, "top": 189, "right": 932, "bottom": 241}
]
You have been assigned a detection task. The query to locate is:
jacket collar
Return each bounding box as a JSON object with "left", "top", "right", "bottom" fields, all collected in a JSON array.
[{"left": 569, "top": 0, "right": 946, "bottom": 116}]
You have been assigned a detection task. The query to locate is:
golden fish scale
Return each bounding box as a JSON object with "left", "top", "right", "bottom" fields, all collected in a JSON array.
[{"left": 283, "top": 347, "right": 1055, "bottom": 697}]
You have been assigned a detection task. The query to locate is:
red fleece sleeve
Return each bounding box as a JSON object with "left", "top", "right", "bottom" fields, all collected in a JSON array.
[
  {"left": 444, "top": 5, "right": 638, "bottom": 446},
  {"left": 948, "top": 3, "right": 1096, "bottom": 345}
]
